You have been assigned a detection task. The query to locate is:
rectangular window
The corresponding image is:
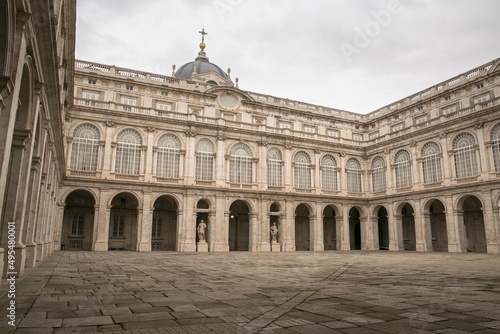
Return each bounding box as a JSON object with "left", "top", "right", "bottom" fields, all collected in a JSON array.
[
  {"left": 71, "top": 214, "right": 84, "bottom": 236},
  {"left": 112, "top": 216, "right": 125, "bottom": 238},
  {"left": 353, "top": 134, "right": 363, "bottom": 141},
  {"left": 83, "top": 92, "right": 98, "bottom": 106},
  {"left": 88, "top": 79, "right": 96, "bottom": 84},
  {"left": 68, "top": 240, "right": 83, "bottom": 249},
  {"left": 304, "top": 127, "right": 315, "bottom": 133},
  {"left": 474, "top": 95, "right": 490, "bottom": 104},
  {"left": 152, "top": 217, "right": 162, "bottom": 238},
  {"left": 328, "top": 130, "right": 339, "bottom": 137},
  {"left": 126, "top": 85, "right": 133, "bottom": 90},
  {"left": 121, "top": 98, "right": 136, "bottom": 111},
  {"left": 157, "top": 103, "right": 171, "bottom": 111},
  {"left": 416, "top": 116, "right": 427, "bottom": 124},
  {"left": 369, "top": 132, "right": 379, "bottom": 140},
  {"left": 161, "top": 91, "right": 168, "bottom": 96},
  {"left": 151, "top": 242, "right": 162, "bottom": 250},
  {"left": 392, "top": 124, "right": 403, "bottom": 132},
  {"left": 442, "top": 105, "right": 456, "bottom": 115},
  {"left": 280, "top": 123, "right": 291, "bottom": 129}
]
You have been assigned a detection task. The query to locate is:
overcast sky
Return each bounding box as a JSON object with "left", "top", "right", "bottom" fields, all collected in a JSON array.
[{"left": 76, "top": 0, "right": 500, "bottom": 114}]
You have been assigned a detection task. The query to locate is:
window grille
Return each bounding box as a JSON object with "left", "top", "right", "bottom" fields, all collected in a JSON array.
[
  {"left": 453, "top": 133, "right": 478, "bottom": 178},
  {"left": 156, "top": 134, "right": 180, "bottom": 178},
  {"left": 71, "top": 214, "right": 84, "bottom": 236},
  {"left": 112, "top": 216, "right": 125, "bottom": 237},
  {"left": 70, "top": 123, "right": 100, "bottom": 171},
  {"left": 395, "top": 150, "right": 412, "bottom": 188},
  {"left": 371, "top": 156, "right": 386, "bottom": 192},
  {"left": 294, "top": 151, "right": 311, "bottom": 188},
  {"left": 69, "top": 240, "right": 83, "bottom": 249},
  {"left": 267, "top": 148, "right": 282, "bottom": 186},
  {"left": 421, "top": 142, "right": 442, "bottom": 183},
  {"left": 321, "top": 154, "right": 338, "bottom": 191},
  {"left": 195, "top": 138, "right": 214, "bottom": 180},
  {"left": 115, "top": 129, "right": 142, "bottom": 174},
  {"left": 152, "top": 217, "right": 162, "bottom": 238},
  {"left": 346, "top": 158, "right": 362, "bottom": 192},
  {"left": 491, "top": 123, "right": 500, "bottom": 172},
  {"left": 151, "top": 242, "right": 162, "bottom": 250},
  {"left": 229, "top": 143, "right": 253, "bottom": 183}
]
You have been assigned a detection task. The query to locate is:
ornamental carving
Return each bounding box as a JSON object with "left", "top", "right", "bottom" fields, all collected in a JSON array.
[
  {"left": 217, "top": 134, "right": 226, "bottom": 141},
  {"left": 439, "top": 132, "right": 447, "bottom": 139},
  {"left": 475, "top": 122, "right": 484, "bottom": 129},
  {"left": 314, "top": 149, "right": 321, "bottom": 154},
  {"left": 258, "top": 140, "right": 268, "bottom": 147},
  {"left": 106, "top": 121, "right": 115, "bottom": 127},
  {"left": 147, "top": 127, "right": 156, "bottom": 132},
  {"left": 185, "top": 130, "right": 197, "bottom": 137},
  {"left": 285, "top": 144, "right": 293, "bottom": 150}
]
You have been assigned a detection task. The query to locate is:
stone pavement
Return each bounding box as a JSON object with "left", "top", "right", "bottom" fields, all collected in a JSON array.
[{"left": 1, "top": 251, "right": 500, "bottom": 333}]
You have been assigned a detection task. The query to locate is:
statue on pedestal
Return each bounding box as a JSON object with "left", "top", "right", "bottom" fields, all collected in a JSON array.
[
  {"left": 270, "top": 222, "right": 278, "bottom": 243},
  {"left": 197, "top": 219, "right": 207, "bottom": 242}
]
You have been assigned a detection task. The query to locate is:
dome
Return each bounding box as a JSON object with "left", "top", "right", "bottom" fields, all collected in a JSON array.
[{"left": 175, "top": 52, "right": 228, "bottom": 79}]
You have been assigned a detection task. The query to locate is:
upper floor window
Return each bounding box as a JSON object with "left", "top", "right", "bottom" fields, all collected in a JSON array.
[
  {"left": 395, "top": 149, "right": 412, "bottom": 188},
  {"left": 453, "top": 132, "right": 478, "bottom": 178},
  {"left": 126, "top": 85, "right": 133, "bottom": 90},
  {"left": 353, "top": 134, "right": 363, "bottom": 141},
  {"left": 267, "top": 148, "right": 282, "bottom": 187},
  {"left": 491, "top": 123, "right": 500, "bottom": 172},
  {"left": 88, "top": 79, "right": 96, "bottom": 84},
  {"left": 346, "top": 158, "right": 362, "bottom": 193},
  {"left": 156, "top": 134, "right": 181, "bottom": 178},
  {"left": 157, "top": 103, "right": 172, "bottom": 111},
  {"left": 280, "top": 122, "right": 291, "bottom": 129},
  {"left": 321, "top": 154, "right": 338, "bottom": 191},
  {"left": 392, "top": 124, "right": 403, "bottom": 132},
  {"left": 328, "top": 130, "right": 339, "bottom": 138},
  {"left": 421, "top": 142, "right": 442, "bottom": 183},
  {"left": 229, "top": 143, "right": 253, "bottom": 184},
  {"left": 70, "top": 123, "right": 100, "bottom": 171},
  {"left": 195, "top": 139, "right": 215, "bottom": 181},
  {"left": 474, "top": 94, "right": 490, "bottom": 104},
  {"left": 71, "top": 214, "right": 84, "bottom": 236},
  {"left": 371, "top": 156, "right": 386, "bottom": 192},
  {"left": 121, "top": 97, "right": 136, "bottom": 111},
  {"left": 115, "top": 129, "right": 142, "bottom": 175},
  {"left": 294, "top": 151, "right": 311, "bottom": 189}
]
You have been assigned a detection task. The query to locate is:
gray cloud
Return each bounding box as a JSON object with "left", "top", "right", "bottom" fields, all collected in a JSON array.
[{"left": 76, "top": 0, "right": 500, "bottom": 113}]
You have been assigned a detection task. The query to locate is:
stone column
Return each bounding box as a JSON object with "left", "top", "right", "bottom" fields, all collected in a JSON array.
[
  {"left": 415, "top": 199, "right": 431, "bottom": 251},
  {"left": 180, "top": 193, "right": 196, "bottom": 252},
  {"left": 215, "top": 133, "right": 226, "bottom": 187},
  {"left": 384, "top": 151, "right": 393, "bottom": 194},
  {"left": 282, "top": 199, "right": 295, "bottom": 251},
  {"left": 212, "top": 195, "right": 227, "bottom": 252},
  {"left": 311, "top": 202, "right": 323, "bottom": 251},
  {"left": 439, "top": 133, "right": 451, "bottom": 185},
  {"left": 366, "top": 214, "right": 377, "bottom": 251},
  {"left": 185, "top": 131, "right": 196, "bottom": 185},
  {"left": 137, "top": 191, "right": 152, "bottom": 251},
  {"left": 444, "top": 195, "right": 460, "bottom": 252},
  {"left": 101, "top": 122, "right": 115, "bottom": 178},
  {"left": 249, "top": 213, "right": 258, "bottom": 252},
  {"left": 341, "top": 205, "right": 350, "bottom": 250},
  {"left": 93, "top": 189, "right": 110, "bottom": 251},
  {"left": 410, "top": 143, "right": 420, "bottom": 188},
  {"left": 387, "top": 202, "right": 399, "bottom": 251},
  {"left": 144, "top": 127, "right": 155, "bottom": 182},
  {"left": 259, "top": 198, "right": 271, "bottom": 252},
  {"left": 314, "top": 150, "right": 321, "bottom": 194},
  {"left": 339, "top": 153, "right": 347, "bottom": 195},
  {"left": 475, "top": 123, "right": 489, "bottom": 177},
  {"left": 483, "top": 192, "right": 499, "bottom": 253},
  {"left": 257, "top": 141, "right": 267, "bottom": 191},
  {"left": 208, "top": 209, "right": 216, "bottom": 252},
  {"left": 284, "top": 145, "right": 293, "bottom": 192}
]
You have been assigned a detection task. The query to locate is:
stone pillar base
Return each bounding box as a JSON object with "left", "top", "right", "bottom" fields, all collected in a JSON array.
[
  {"left": 487, "top": 243, "right": 500, "bottom": 254},
  {"left": 416, "top": 242, "right": 428, "bottom": 252},
  {"left": 212, "top": 242, "right": 228, "bottom": 252},
  {"left": 447, "top": 243, "right": 460, "bottom": 253},
  {"left": 36, "top": 242, "right": 45, "bottom": 261},
  {"left": 389, "top": 242, "right": 401, "bottom": 251},
  {"left": 341, "top": 242, "right": 351, "bottom": 251},
  {"left": 271, "top": 243, "right": 281, "bottom": 252},
  {"left": 137, "top": 242, "right": 151, "bottom": 252},
  {"left": 282, "top": 242, "right": 295, "bottom": 252},
  {"left": 93, "top": 241, "right": 108, "bottom": 252},
  {"left": 25, "top": 242, "right": 38, "bottom": 268},
  {"left": 197, "top": 242, "right": 208, "bottom": 252},
  {"left": 260, "top": 242, "right": 271, "bottom": 252},
  {"left": 179, "top": 242, "right": 196, "bottom": 252}
]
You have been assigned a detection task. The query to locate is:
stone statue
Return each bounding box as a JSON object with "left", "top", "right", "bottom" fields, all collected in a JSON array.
[
  {"left": 270, "top": 222, "right": 278, "bottom": 243},
  {"left": 197, "top": 219, "right": 207, "bottom": 242}
]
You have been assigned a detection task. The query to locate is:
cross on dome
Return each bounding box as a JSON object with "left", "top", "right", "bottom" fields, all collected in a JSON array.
[{"left": 199, "top": 28, "right": 208, "bottom": 50}]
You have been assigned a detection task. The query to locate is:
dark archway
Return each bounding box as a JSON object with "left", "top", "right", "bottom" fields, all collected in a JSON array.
[
  {"left": 378, "top": 207, "right": 389, "bottom": 250},
  {"left": 402, "top": 203, "right": 416, "bottom": 251},
  {"left": 109, "top": 193, "right": 139, "bottom": 250},
  {"left": 429, "top": 200, "right": 448, "bottom": 252},
  {"left": 62, "top": 190, "right": 95, "bottom": 250},
  {"left": 152, "top": 195, "right": 178, "bottom": 251},
  {"left": 196, "top": 199, "right": 210, "bottom": 245},
  {"left": 349, "top": 208, "right": 361, "bottom": 250},
  {"left": 295, "top": 204, "right": 310, "bottom": 251},
  {"left": 462, "top": 196, "right": 486, "bottom": 253},
  {"left": 229, "top": 200, "right": 250, "bottom": 251},
  {"left": 323, "top": 205, "right": 336, "bottom": 250}
]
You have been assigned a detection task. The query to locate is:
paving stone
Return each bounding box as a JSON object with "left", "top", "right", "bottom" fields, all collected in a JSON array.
[
  {"left": 113, "top": 312, "right": 175, "bottom": 323},
  {"left": 18, "top": 318, "right": 62, "bottom": 328},
  {"left": 61, "top": 316, "right": 114, "bottom": 327}
]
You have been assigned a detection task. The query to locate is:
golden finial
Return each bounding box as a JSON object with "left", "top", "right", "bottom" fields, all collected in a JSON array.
[{"left": 199, "top": 27, "right": 208, "bottom": 50}]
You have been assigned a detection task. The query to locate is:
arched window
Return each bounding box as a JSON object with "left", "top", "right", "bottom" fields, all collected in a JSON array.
[
  {"left": 453, "top": 132, "right": 478, "bottom": 178},
  {"left": 395, "top": 150, "right": 412, "bottom": 188},
  {"left": 195, "top": 138, "right": 214, "bottom": 181},
  {"left": 421, "top": 142, "right": 442, "bottom": 183},
  {"left": 267, "top": 147, "right": 282, "bottom": 186},
  {"left": 70, "top": 123, "right": 100, "bottom": 171},
  {"left": 229, "top": 143, "right": 253, "bottom": 183},
  {"left": 294, "top": 151, "right": 311, "bottom": 188},
  {"left": 371, "top": 156, "right": 386, "bottom": 192},
  {"left": 156, "top": 134, "right": 181, "bottom": 178},
  {"left": 346, "top": 158, "right": 362, "bottom": 192},
  {"left": 321, "top": 154, "right": 338, "bottom": 191},
  {"left": 115, "top": 129, "right": 142, "bottom": 174},
  {"left": 491, "top": 123, "right": 500, "bottom": 172}
]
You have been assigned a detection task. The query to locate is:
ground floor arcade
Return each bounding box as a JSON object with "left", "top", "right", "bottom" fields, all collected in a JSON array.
[{"left": 58, "top": 184, "right": 500, "bottom": 255}]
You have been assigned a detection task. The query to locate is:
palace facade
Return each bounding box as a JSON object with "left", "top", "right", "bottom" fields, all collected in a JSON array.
[{"left": 1, "top": 1, "right": 500, "bottom": 283}]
